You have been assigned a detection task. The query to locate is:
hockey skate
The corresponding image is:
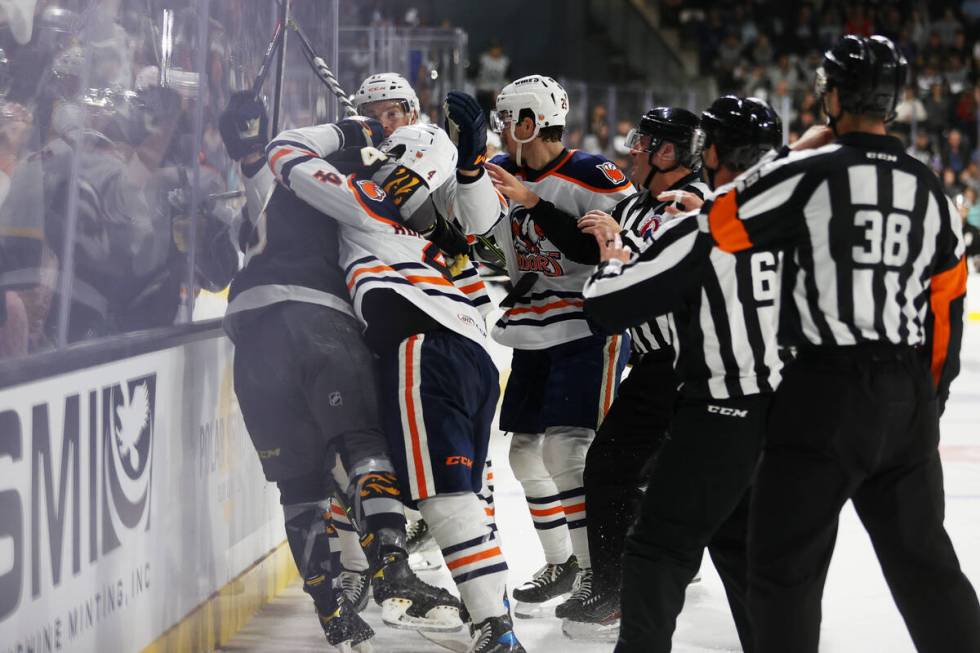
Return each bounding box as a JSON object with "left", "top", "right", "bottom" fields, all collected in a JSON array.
[
  {"left": 407, "top": 519, "right": 444, "bottom": 572},
  {"left": 511, "top": 555, "right": 578, "bottom": 618},
  {"left": 372, "top": 551, "right": 463, "bottom": 632},
  {"left": 335, "top": 567, "right": 372, "bottom": 613},
  {"left": 560, "top": 586, "right": 621, "bottom": 642},
  {"left": 318, "top": 598, "right": 375, "bottom": 652},
  {"left": 554, "top": 567, "right": 592, "bottom": 618},
  {"left": 467, "top": 615, "right": 526, "bottom": 653}
]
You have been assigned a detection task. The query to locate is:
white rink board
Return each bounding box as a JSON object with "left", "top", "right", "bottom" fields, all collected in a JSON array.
[{"left": 0, "top": 334, "right": 284, "bottom": 653}]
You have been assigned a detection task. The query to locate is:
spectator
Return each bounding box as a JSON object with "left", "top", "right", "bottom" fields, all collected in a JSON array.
[
  {"left": 612, "top": 118, "right": 633, "bottom": 157},
  {"left": 735, "top": 3, "right": 759, "bottom": 46},
  {"left": 907, "top": 130, "right": 939, "bottom": 170},
  {"left": 789, "top": 5, "right": 818, "bottom": 55},
  {"left": 818, "top": 8, "right": 843, "bottom": 49},
  {"left": 943, "top": 128, "right": 972, "bottom": 175},
  {"left": 748, "top": 33, "right": 774, "bottom": 67},
  {"left": 943, "top": 166, "right": 964, "bottom": 195},
  {"left": 768, "top": 53, "right": 800, "bottom": 96},
  {"left": 474, "top": 39, "right": 510, "bottom": 115},
  {"left": 945, "top": 54, "right": 969, "bottom": 95},
  {"left": 924, "top": 82, "right": 951, "bottom": 136},
  {"left": 894, "top": 86, "right": 927, "bottom": 131},
  {"left": 960, "top": 159, "right": 980, "bottom": 193},
  {"left": 932, "top": 7, "right": 962, "bottom": 47},
  {"left": 907, "top": 9, "right": 930, "bottom": 48},
  {"left": 844, "top": 5, "right": 874, "bottom": 37}
]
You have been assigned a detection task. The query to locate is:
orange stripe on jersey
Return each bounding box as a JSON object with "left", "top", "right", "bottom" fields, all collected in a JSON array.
[
  {"left": 506, "top": 298, "right": 584, "bottom": 316},
  {"left": 929, "top": 257, "right": 968, "bottom": 387},
  {"left": 404, "top": 336, "right": 429, "bottom": 498},
  {"left": 269, "top": 146, "right": 317, "bottom": 170},
  {"left": 330, "top": 504, "right": 347, "bottom": 517},
  {"left": 446, "top": 546, "right": 502, "bottom": 571},
  {"left": 547, "top": 170, "right": 633, "bottom": 194},
  {"left": 347, "top": 264, "right": 395, "bottom": 289},
  {"left": 563, "top": 502, "right": 586, "bottom": 515},
  {"left": 708, "top": 191, "right": 752, "bottom": 253},
  {"left": 347, "top": 176, "right": 402, "bottom": 228},
  {"left": 529, "top": 505, "right": 565, "bottom": 517},
  {"left": 405, "top": 274, "right": 454, "bottom": 287},
  {"left": 459, "top": 281, "right": 487, "bottom": 294}
]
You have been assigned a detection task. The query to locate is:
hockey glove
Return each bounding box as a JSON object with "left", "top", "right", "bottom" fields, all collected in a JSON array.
[
  {"left": 423, "top": 213, "right": 470, "bottom": 258},
  {"left": 336, "top": 117, "right": 385, "bottom": 149},
  {"left": 323, "top": 146, "right": 389, "bottom": 177},
  {"left": 443, "top": 91, "right": 488, "bottom": 171},
  {"left": 218, "top": 91, "right": 268, "bottom": 161}
]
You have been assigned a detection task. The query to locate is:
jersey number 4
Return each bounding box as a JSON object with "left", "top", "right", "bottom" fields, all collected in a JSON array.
[{"left": 853, "top": 210, "right": 911, "bottom": 267}]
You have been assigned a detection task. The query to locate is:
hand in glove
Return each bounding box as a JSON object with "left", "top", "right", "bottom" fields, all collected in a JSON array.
[
  {"left": 218, "top": 92, "right": 268, "bottom": 161},
  {"left": 443, "top": 91, "right": 488, "bottom": 171},
  {"left": 336, "top": 117, "right": 385, "bottom": 149}
]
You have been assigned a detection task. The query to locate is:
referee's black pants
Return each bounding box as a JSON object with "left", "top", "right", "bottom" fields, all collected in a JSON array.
[
  {"left": 614, "top": 393, "right": 770, "bottom": 653},
  {"left": 749, "top": 344, "right": 980, "bottom": 653},
  {"left": 584, "top": 350, "right": 677, "bottom": 595}
]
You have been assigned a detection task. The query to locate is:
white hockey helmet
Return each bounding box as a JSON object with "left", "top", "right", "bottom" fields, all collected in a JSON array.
[
  {"left": 491, "top": 75, "right": 568, "bottom": 143},
  {"left": 373, "top": 123, "right": 458, "bottom": 220},
  {"left": 354, "top": 72, "right": 421, "bottom": 121}
]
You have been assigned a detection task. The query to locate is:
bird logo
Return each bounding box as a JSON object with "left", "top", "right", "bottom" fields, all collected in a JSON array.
[
  {"left": 115, "top": 381, "right": 150, "bottom": 474},
  {"left": 596, "top": 161, "right": 627, "bottom": 185}
]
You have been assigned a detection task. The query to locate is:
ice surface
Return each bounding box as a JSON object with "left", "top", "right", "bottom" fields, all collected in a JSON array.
[{"left": 222, "top": 277, "right": 980, "bottom": 652}]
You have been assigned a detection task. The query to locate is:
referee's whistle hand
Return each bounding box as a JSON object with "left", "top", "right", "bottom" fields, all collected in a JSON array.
[{"left": 791, "top": 125, "right": 835, "bottom": 151}]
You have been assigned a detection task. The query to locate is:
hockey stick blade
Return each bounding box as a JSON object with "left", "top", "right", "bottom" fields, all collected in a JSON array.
[{"left": 418, "top": 630, "right": 471, "bottom": 653}]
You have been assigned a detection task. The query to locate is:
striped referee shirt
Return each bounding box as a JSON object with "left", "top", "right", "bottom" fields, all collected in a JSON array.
[
  {"left": 614, "top": 173, "right": 710, "bottom": 355},
  {"left": 583, "top": 211, "right": 783, "bottom": 400},
  {"left": 704, "top": 132, "right": 967, "bottom": 402}
]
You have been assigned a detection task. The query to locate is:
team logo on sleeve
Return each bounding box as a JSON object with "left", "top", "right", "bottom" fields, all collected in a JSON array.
[
  {"left": 356, "top": 179, "right": 387, "bottom": 201},
  {"left": 381, "top": 166, "right": 425, "bottom": 207},
  {"left": 596, "top": 161, "right": 627, "bottom": 185}
]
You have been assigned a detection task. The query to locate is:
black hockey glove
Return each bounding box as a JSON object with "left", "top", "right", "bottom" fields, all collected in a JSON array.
[
  {"left": 336, "top": 117, "right": 385, "bottom": 149},
  {"left": 443, "top": 91, "right": 488, "bottom": 171},
  {"left": 423, "top": 213, "right": 470, "bottom": 258},
  {"left": 323, "top": 146, "right": 389, "bottom": 178},
  {"left": 218, "top": 91, "right": 268, "bottom": 161}
]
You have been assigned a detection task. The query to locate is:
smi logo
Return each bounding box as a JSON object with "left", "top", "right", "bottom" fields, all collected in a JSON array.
[{"left": 0, "top": 373, "right": 155, "bottom": 621}]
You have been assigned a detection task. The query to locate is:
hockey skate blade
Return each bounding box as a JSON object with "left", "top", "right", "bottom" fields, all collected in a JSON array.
[
  {"left": 562, "top": 617, "right": 620, "bottom": 642},
  {"left": 418, "top": 630, "right": 471, "bottom": 653},
  {"left": 409, "top": 548, "right": 444, "bottom": 572},
  {"left": 513, "top": 594, "right": 568, "bottom": 619},
  {"left": 380, "top": 598, "right": 463, "bottom": 632},
  {"left": 334, "top": 639, "right": 373, "bottom": 653}
]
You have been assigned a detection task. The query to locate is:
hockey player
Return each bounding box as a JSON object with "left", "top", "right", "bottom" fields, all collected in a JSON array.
[
  {"left": 264, "top": 122, "right": 521, "bottom": 653},
  {"left": 487, "top": 108, "right": 708, "bottom": 633},
  {"left": 581, "top": 95, "right": 783, "bottom": 652},
  {"left": 220, "top": 107, "right": 461, "bottom": 650},
  {"left": 353, "top": 71, "right": 503, "bottom": 563},
  {"left": 702, "top": 36, "right": 980, "bottom": 653},
  {"left": 483, "top": 75, "right": 634, "bottom": 617}
]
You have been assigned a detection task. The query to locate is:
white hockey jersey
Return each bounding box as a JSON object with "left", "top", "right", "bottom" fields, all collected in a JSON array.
[
  {"left": 264, "top": 124, "right": 506, "bottom": 349},
  {"left": 490, "top": 149, "right": 635, "bottom": 349}
]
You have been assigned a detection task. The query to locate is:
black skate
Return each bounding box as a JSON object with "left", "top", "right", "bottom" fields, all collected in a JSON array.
[
  {"left": 335, "top": 567, "right": 372, "bottom": 613},
  {"left": 318, "top": 598, "right": 375, "bottom": 652},
  {"left": 555, "top": 567, "right": 593, "bottom": 619},
  {"left": 407, "top": 518, "right": 443, "bottom": 571},
  {"left": 512, "top": 555, "right": 578, "bottom": 618},
  {"left": 468, "top": 615, "right": 525, "bottom": 653},
  {"left": 372, "top": 551, "right": 463, "bottom": 632},
  {"left": 561, "top": 586, "right": 621, "bottom": 642}
]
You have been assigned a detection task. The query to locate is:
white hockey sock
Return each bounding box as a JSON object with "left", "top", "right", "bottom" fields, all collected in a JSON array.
[
  {"left": 478, "top": 459, "right": 498, "bottom": 537},
  {"left": 329, "top": 499, "right": 369, "bottom": 572},
  {"left": 543, "top": 426, "right": 595, "bottom": 569},
  {"left": 509, "top": 432, "right": 572, "bottom": 564},
  {"left": 419, "top": 492, "right": 508, "bottom": 624}
]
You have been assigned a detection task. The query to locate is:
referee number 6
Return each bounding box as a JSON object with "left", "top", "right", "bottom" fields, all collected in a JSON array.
[
  {"left": 750, "top": 251, "right": 778, "bottom": 305},
  {"left": 853, "top": 210, "right": 911, "bottom": 267}
]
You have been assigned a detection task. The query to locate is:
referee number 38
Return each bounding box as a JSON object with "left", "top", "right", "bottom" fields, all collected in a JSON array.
[{"left": 852, "top": 210, "right": 911, "bottom": 267}]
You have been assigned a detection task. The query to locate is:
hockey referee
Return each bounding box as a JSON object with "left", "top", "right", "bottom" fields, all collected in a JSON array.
[{"left": 702, "top": 35, "right": 980, "bottom": 652}]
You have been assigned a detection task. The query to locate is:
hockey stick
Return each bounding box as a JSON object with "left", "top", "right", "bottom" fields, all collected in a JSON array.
[
  {"left": 251, "top": 20, "right": 284, "bottom": 99},
  {"left": 285, "top": 14, "right": 357, "bottom": 117}
]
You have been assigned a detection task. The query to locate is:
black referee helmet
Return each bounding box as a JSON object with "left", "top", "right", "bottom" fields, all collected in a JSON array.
[
  {"left": 700, "top": 95, "right": 782, "bottom": 177},
  {"left": 816, "top": 34, "right": 908, "bottom": 122},
  {"left": 625, "top": 107, "right": 705, "bottom": 188}
]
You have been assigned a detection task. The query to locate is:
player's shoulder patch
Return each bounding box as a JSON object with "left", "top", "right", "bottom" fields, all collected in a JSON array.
[
  {"left": 555, "top": 150, "right": 632, "bottom": 192},
  {"left": 490, "top": 152, "right": 519, "bottom": 174},
  {"left": 356, "top": 179, "right": 386, "bottom": 201}
]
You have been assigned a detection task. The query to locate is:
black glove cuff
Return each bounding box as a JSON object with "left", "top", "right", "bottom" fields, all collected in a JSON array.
[
  {"left": 241, "top": 155, "right": 267, "bottom": 178},
  {"left": 456, "top": 168, "right": 485, "bottom": 184}
]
